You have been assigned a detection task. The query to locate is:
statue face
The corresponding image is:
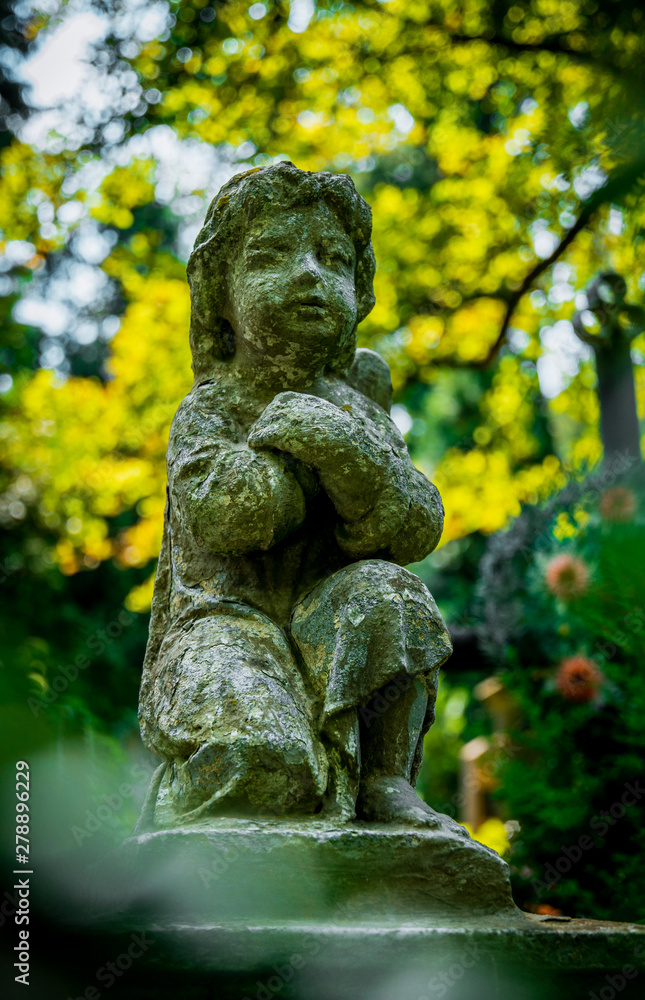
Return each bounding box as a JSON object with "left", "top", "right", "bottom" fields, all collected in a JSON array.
[{"left": 225, "top": 200, "right": 358, "bottom": 375}]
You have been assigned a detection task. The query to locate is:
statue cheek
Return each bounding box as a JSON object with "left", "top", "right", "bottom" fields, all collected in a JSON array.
[
  {"left": 242, "top": 288, "right": 273, "bottom": 325},
  {"left": 340, "top": 289, "right": 358, "bottom": 323}
]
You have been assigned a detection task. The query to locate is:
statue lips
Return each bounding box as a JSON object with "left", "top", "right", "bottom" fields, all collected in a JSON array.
[{"left": 290, "top": 294, "right": 328, "bottom": 317}]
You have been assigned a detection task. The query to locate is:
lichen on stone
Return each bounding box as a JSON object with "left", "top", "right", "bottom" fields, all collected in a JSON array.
[{"left": 138, "top": 161, "right": 452, "bottom": 830}]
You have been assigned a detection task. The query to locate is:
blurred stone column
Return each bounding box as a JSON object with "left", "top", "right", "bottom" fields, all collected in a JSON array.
[
  {"left": 459, "top": 678, "right": 521, "bottom": 828},
  {"left": 573, "top": 272, "right": 642, "bottom": 462}
]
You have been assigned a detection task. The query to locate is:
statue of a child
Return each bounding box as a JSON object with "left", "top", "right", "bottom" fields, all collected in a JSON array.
[{"left": 138, "top": 162, "right": 452, "bottom": 829}]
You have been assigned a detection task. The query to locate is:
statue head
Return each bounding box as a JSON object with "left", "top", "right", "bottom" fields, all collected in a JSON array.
[{"left": 187, "top": 161, "right": 376, "bottom": 381}]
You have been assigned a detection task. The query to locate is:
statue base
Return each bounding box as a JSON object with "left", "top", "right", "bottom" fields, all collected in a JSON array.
[
  {"left": 130, "top": 915, "right": 645, "bottom": 998},
  {"left": 83, "top": 818, "right": 645, "bottom": 999},
  {"left": 102, "top": 814, "right": 517, "bottom": 924}
]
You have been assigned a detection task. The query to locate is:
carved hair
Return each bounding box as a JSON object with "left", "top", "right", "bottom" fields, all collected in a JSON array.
[{"left": 186, "top": 161, "right": 376, "bottom": 379}]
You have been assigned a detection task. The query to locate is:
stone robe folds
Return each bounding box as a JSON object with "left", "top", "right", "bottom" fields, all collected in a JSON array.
[{"left": 138, "top": 350, "right": 452, "bottom": 824}]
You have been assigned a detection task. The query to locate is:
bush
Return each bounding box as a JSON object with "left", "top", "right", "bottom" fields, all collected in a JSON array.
[{"left": 475, "top": 459, "right": 645, "bottom": 921}]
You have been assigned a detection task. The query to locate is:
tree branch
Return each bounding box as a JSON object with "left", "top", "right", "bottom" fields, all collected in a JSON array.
[
  {"left": 476, "top": 156, "right": 645, "bottom": 368},
  {"left": 449, "top": 32, "right": 598, "bottom": 68}
]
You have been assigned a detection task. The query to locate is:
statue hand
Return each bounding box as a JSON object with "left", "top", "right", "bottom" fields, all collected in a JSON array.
[
  {"left": 247, "top": 391, "right": 340, "bottom": 456},
  {"left": 247, "top": 391, "right": 392, "bottom": 522}
]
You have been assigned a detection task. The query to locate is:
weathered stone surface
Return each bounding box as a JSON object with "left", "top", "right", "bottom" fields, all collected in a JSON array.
[
  {"left": 87, "top": 827, "right": 645, "bottom": 999},
  {"left": 135, "top": 916, "right": 645, "bottom": 979},
  {"left": 137, "top": 161, "right": 455, "bottom": 831},
  {"left": 55, "top": 914, "right": 645, "bottom": 1000},
  {"left": 110, "top": 818, "right": 517, "bottom": 924}
]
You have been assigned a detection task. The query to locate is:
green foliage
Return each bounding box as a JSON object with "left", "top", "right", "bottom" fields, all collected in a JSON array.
[
  {"left": 1, "top": 0, "right": 645, "bottom": 922},
  {"left": 5, "top": 0, "right": 645, "bottom": 578},
  {"left": 416, "top": 681, "right": 470, "bottom": 818},
  {"left": 0, "top": 520, "right": 149, "bottom": 765},
  {"left": 477, "top": 464, "right": 645, "bottom": 920}
]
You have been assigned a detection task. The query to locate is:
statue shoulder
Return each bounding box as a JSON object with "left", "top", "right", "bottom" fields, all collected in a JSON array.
[
  {"left": 345, "top": 348, "right": 392, "bottom": 414},
  {"left": 169, "top": 380, "right": 237, "bottom": 451}
]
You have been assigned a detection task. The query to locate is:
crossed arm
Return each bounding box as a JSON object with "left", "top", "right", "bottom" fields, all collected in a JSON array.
[
  {"left": 247, "top": 391, "right": 443, "bottom": 564},
  {"left": 171, "top": 387, "right": 443, "bottom": 565}
]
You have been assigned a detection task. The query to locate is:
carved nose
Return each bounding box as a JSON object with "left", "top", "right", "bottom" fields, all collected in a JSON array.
[{"left": 295, "top": 251, "right": 323, "bottom": 284}]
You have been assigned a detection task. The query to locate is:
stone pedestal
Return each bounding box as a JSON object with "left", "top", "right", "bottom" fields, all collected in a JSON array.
[
  {"left": 105, "top": 815, "right": 516, "bottom": 924},
  {"left": 139, "top": 916, "right": 645, "bottom": 1000},
  {"left": 82, "top": 818, "right": 645, "bottom": 1000}
]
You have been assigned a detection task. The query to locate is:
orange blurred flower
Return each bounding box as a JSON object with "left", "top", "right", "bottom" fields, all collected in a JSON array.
[
  {"left": 599, "top": 487, "right": 636, "bottom": 523},
  {"left": 545, "top": 554, "right": 590, "bottom": 600},
  {"left": 556, "top": 656, "right": 603, "bottom": 703},
  {"left": 525, "top": 903, "right": 564, "bottom": 916}
]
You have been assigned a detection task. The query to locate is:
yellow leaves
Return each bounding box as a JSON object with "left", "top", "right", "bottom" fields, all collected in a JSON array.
[
  {"left": 430, "top": 124, "right": 489, "bottom": 176},
  {"left": 91, "top": 160, "right": 155, "bottom": 229},
  {"left": 56, "top": 539, "right": 80, "bottom": 576},
  {"left": 105, "top": 277, "right": 191, "bottom": 402},
  {"left": 552, "top": 508, "right": 589, "bottom": 542},
  {"left": 0, "top": 141, "right": 67, "bottom": 248},
  {"left": 5, "top": 0, "right": 641, "bottom": 589},
  {"left": 373, "top": 184, "right": 407, "bottom": 219},
  {"left": 440, "top": 298, "right": 507, "bottom": 363},
  {"left": 77, "top": 518, "right": 113, "bottom": 563},
  {"left": 434, "top": 442, "right": 563, "bottom": 543},
  {"left": 205, "top": 55, "right": 226, "bottom": 76},
  {"left": 445, "top": 70, "right": 470, "bottom": 96},
  {"left": 182, "top": 52, "right": 203, "bottom": 75},
  {"left": 635, "top": 363, "right": 645, "bottom": 423},
  {"left": 162, "top": 87, "right": 188, "bottom": 114},
  {"left": 406, "top": 315, "right": 444, "bottom": 366},
  {"left": 139, "top": 39, "right": 166, "bottom": 62},
  {"left": 6, "top": 262, "right": 192, "bottom": 575},
  {"left": 462, "top": 817, "right": 510, "bottom": 856},
  {"left": 367, "top": 272, "right": 399, "bottom": 333},
  {"left": 547, "top": 376, "right": 602, "bottom": 468},
  {"left": 125, "top": 572, "right": 156, "bottom": 614},
  {"left": 173, "top": 81, "right": 214, "bottom": 111},
  {"left": 117, "top": 508, "right": 163, "bottom": 569},
  {"left": 22, "top": 12, "right": 48, "bottom": 40},
  {"left": 55, "top": 518, "right": 112, "bottom": 574},
  {"left": 485, "top": 381, "right": 525, "bottom": 429}
]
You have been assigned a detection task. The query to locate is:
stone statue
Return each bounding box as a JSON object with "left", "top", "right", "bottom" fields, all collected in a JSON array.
[
  {"left": 75, "top": 188, "right": 637, "bottom": 998},
  {"left": 137, "top": 161, "right": 453, "bottom": 830}
]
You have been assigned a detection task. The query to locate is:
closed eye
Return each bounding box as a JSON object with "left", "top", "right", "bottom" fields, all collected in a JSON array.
[
  {"left": 247, "top": 244, "right": 290, "bottom": 256},
  {"left": 245, "top": 244, "right": 291, "bottom": 265},
  {"left": 319, "top": 245, "right": 354, "bottom": 267}
]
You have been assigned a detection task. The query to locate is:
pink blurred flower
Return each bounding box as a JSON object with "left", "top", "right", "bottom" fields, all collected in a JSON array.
[
  {"left": 556, "top": 656, "right": 603, "bottom": 704},
  {"left": 545, "top": 554, "right": 590, "bottom": 600},
  {"left": 599, "top": 487, "right": 636, "bottom": 524}
]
